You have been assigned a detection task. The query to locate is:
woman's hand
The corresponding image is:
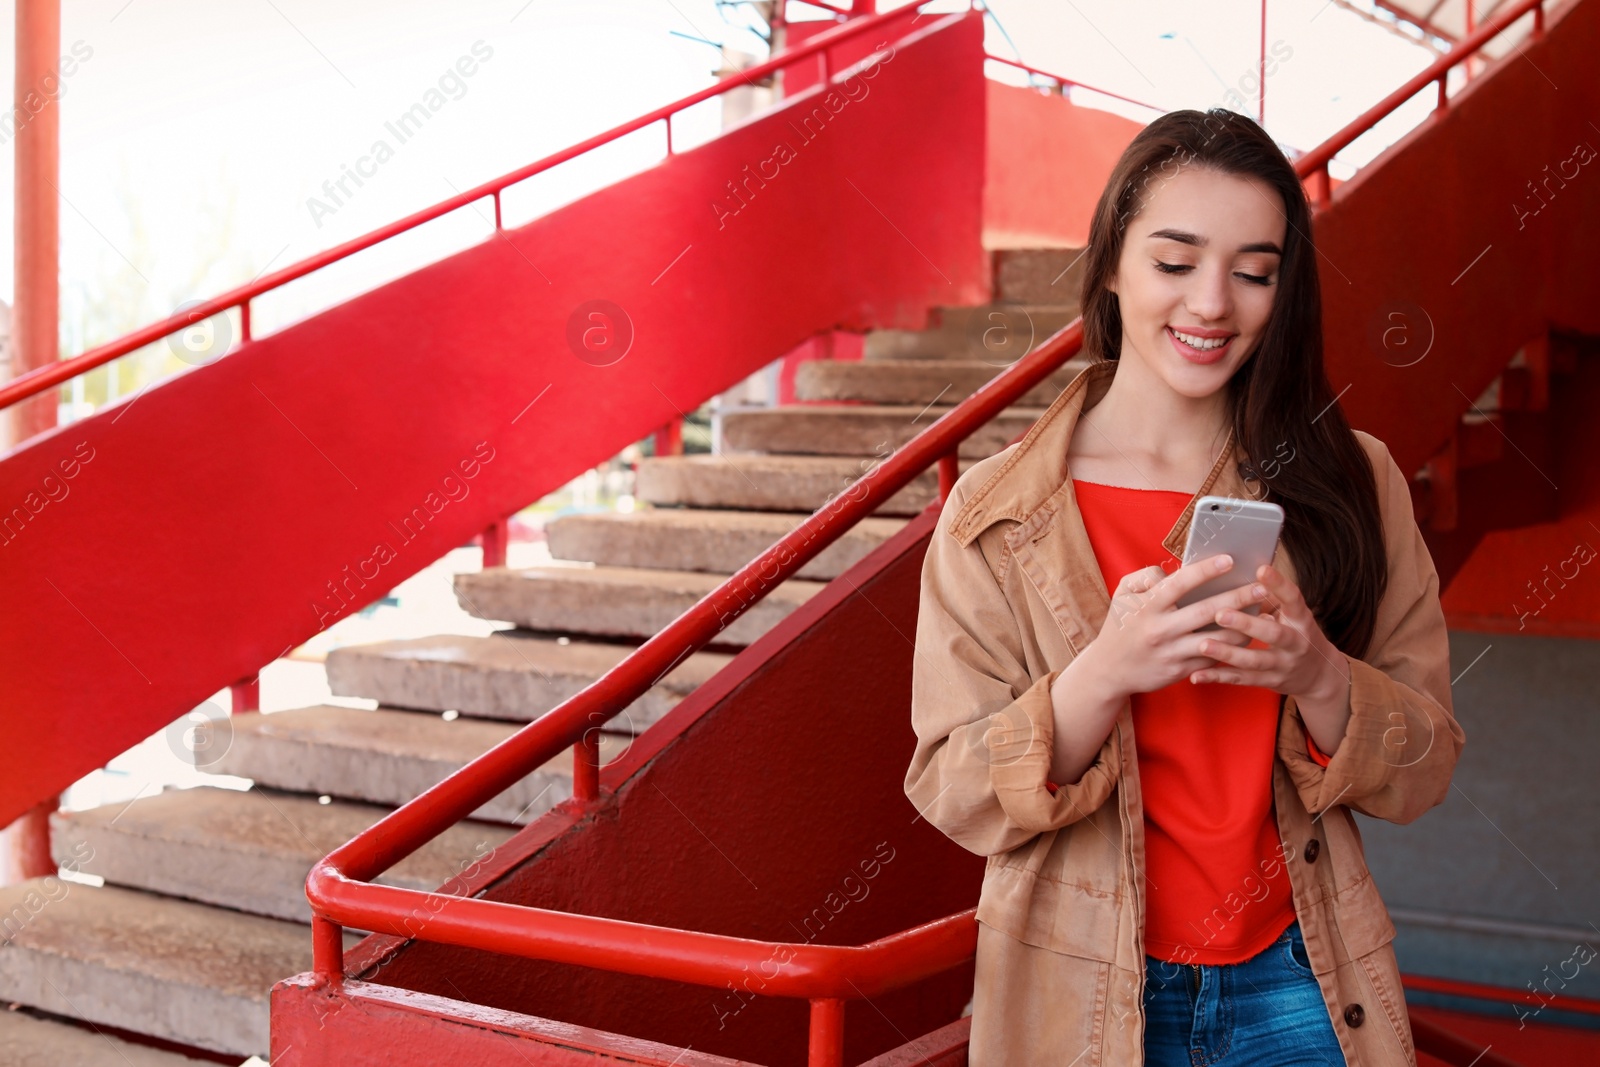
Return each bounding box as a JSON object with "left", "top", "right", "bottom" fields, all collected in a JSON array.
[
  {"left": 1190, "top": 562, "right": 1352, "bottom": 711},
  {"left": 1075, "top": 554, "right": 1272, "bottom": 703}
]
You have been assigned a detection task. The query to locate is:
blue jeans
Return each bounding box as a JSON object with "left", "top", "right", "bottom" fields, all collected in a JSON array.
[{"left": 1143, "top": 919, "right": 1347, "bottom": 1066}]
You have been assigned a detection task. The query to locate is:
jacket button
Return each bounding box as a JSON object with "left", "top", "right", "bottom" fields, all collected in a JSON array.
[
  {"left": 1344, "top": 1003, "right": 1365, "bottom": 1027},
  {"left": 1304, "top": 838, "right": 1321, "bottom": 863}
]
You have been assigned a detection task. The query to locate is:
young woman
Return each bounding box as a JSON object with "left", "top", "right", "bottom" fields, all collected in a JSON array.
[{"left": 906, "top": 109, "right": 1463, "bottom": 1067}]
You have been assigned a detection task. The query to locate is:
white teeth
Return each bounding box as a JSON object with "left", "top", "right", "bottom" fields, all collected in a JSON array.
[{"left": 1171, "top": 328, "right": 1230, "bottom": 350}]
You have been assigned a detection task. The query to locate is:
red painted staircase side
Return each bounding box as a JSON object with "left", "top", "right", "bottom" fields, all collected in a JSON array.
[{"left": 0, "top": 10, "right": 990, "bottom": 827}]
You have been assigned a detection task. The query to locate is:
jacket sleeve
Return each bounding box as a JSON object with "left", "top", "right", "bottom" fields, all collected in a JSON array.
[
  {"left": 1280, "top": 437, "right": 1465, "bottom": 825},
  {"left": 904, "top": 480, "right": 1120, "bottom": 857}
]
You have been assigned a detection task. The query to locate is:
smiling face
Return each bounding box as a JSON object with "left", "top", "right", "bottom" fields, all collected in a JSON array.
[{"left": 1108, "top": 164, "right": 1288, "bottom": 400}]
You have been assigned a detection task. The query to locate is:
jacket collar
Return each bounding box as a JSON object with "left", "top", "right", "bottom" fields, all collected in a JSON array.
[{"left": 946, "top": 358, "right": 1270, "bottom": 558}]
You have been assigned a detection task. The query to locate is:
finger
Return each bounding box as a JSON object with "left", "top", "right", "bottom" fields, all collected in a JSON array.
[
  {"left": 1257, "top": 563, "right": 1307, "bottom": 619},
  {"left": 1213, "top": 607, "right": 1287, "bottom": 646},
  {"left": 1173, "top": 631, "right": 1245, "bottom": 662},
  {"left": 1165, "top": 578, "right": 1269, "bottom": 636},
  {"left": 1117, "top": 565, "right": 1168, "bottom": 596},
  {"left": 1150, "top": 553, "right": 1237, "bottom": 611},
  {"left": 1191, "top": 665, "right": 1275, "bottom": 686},
  {"left": 1203, "top": 626, "right": 1253, "bottom": 647},
  {"left": 1196, "top": 636, "right": 1277, "bottom": 671}
]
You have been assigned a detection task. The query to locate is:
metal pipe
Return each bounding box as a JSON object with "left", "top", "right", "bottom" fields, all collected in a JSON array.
[
  {"left": 937, "top": 451, "right": 958, "bottom": 504},
  {"left": 9, "top": 0, "right": 59, "bottom": 445},
  {"left": 312, "top": 915, "right": 346, "bottom": 985},
  {"left": 807, "top": 998, "right": 847, "bottom": 1067},
  {"left": 1259, "top": 0, "right": 1267, "bottom": 123}
]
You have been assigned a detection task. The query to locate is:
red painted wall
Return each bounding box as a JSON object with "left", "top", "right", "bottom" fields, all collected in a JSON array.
[
  {"left": 982, "top": 82, "right": 1144, "bottom": 248},
  {"left": 0, "top": 10, "right": 991, "bottom": 827},
  {"left": 1315, "top": 0, "right": 1600, "bottom": 483}
]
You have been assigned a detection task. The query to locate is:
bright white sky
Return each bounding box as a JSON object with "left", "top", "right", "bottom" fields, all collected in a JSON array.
[{"left": 0, "top": 0, "right": 1450, "bottom": 365}]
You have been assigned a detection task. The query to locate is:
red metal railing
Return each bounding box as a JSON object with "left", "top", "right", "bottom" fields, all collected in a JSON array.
[
  {"left": 1, "top": 0, "right": 965, "bottom": 717},
  {"left": 0, "top": 2, "right": 957, "bottom": 418},
  {"left": 1297, "top": 0, "right": 1545, "bottom": 208},
  {"left": 302, "top": 4, "right": 1555, "bottom": 1065},
  {"left": 983, "top": 52, "right": 1166, "bottom": 114}
]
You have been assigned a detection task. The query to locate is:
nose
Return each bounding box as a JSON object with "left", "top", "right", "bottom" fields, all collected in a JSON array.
[{"left": 1186, "top": 262, "right": 1234, "bottom": 324}]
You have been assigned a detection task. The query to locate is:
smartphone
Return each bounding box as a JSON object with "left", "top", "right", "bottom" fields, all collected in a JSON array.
[{"left": 1175, "top": 496, "right": 1285, "bottom": 626}]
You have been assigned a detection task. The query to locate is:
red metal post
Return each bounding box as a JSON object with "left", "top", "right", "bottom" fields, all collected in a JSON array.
[
  {"left": 1259, "top": 0, "right": 1267, "bottom": 124},
  {"left": 3, "top": 0, "right": 61, "bottom": 879},
  {"left": 480, "top": 517, "right": 510, "bottom": 569},
  {"left": 808, "top": 998, "right": 847, "bottom": 1067},
  {"left": 652, "top": 418, "right": 683, "bottom": 457},
  {"left": 1306, "top": 166, "right": 1330, "bottom": 210},
  {"left": 573, "top": 733, "right": 600, "bottom": 802},
  {"left": 231, "top": 673, "right": 261, "bottom": 713},
  {"left": 9, "top": 0, "right": 60, "bottom": 447},
  {"left": 239, "top": 300, "right": 252, "bottom": 343},
  {"left": 312, "top": 915, "right": 346, "bottom": 985},
  {"left": 3, "top": 796, "right": 57, "bottom": 884},
  {"left": 937, "top": 451, "right": 958, "bottom": 504}
]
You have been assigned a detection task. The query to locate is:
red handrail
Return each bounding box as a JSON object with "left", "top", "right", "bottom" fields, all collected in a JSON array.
[
  {"left": 0, "top": 1, "right": 960, "bottom": 418},
  {"left": 304, "top": 4, "right": 1550, "bottom": 1065},
  {"left": 1297, "top": 0, "right": 1545, "bottom": 207}
]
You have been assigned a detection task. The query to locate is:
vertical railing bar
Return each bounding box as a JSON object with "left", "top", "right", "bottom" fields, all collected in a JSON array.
[
  {"left": 312, "top": 916, "right": 346, "bottom": 984},
  {"left": 937, "top": 451, "right": 959, "bottom": 505},
  {"left": 574, "top": 732, "right": 600, "bottom": 802},
  {"left": 807, "top": 997, "right": 847, "bottom": 1067}
]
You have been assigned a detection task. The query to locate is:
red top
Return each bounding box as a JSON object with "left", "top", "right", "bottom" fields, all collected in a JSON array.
[{"left": 1045, "top": 479, "right": 1332, "bottom": 965}]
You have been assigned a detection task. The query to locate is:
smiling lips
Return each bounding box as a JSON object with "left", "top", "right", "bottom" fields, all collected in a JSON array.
[{"left": 1166, "top": 325, "right": 1236, "bottom": 365}]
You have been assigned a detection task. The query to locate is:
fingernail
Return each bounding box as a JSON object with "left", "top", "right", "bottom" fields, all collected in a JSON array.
[
  {"left": 1218, "top": 611, "right": 1232, "bottom": 625},
  {"left": 1214, "top": 555, "right": 1233, "bottom": 571},
  {"left": 1252, "top": 584, "right": 1266, "bottom": 598}
]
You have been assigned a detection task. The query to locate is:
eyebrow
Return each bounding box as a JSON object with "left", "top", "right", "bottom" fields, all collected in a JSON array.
[{"left": 1147, "top": 228, "right": 1282, "bottom": 256}]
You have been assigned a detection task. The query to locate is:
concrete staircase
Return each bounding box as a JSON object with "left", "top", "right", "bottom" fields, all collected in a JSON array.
[{"left": 0, "top": 247, "right": 1086, "bottom": 1063}]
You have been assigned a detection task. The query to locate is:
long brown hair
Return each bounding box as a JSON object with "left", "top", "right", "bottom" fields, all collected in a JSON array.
[{"left": 1079, "top": 108, "right": 1387, "bottom": 659}]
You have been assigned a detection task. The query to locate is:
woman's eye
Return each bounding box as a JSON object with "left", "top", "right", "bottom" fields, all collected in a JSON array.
[{"left": 1155, "top": 261, "right": 1272, "bottom": 285}]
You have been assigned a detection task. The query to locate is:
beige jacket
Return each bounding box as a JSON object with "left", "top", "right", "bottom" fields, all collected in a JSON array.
[{"left": 906, "top": 358, "right": 1464, "bottom": 1066}]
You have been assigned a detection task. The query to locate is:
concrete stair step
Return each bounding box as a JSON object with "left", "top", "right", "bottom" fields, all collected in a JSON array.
[
  {"left": 794, "top": 356, "right": 1091, "bottom": 406},
  {"left": 720, "top": 404, "right": 1042, "bottom": 458},
  {"left": 635, "top": 454, "right": 976, "bottom": 515},
  {"left": 327, "top": 633, "right": 731, "bottom": 726},
  {"left": 51, "top": 786, "right": 514, "bottom": 924},
  {"left": 546, "top": 508, "right": 908, "bottom": 580},
  {"left": 0, "top": 880, "right": 357, "bottom": 1057},
  {"left": 0, "top": 1010, "right": 217, "bottom": 1066},
  {"left": 208, "top": 705, "right": 626, "bottom": 824},
  {"left": 863, "top": 303, "right": 1080, "bottom": 361},
  {"left": 994, "top": 247, "right": 1089, "bottom": 304},
  {"left": 455, "top": 564, "right": 825, "bottom": 645}
]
